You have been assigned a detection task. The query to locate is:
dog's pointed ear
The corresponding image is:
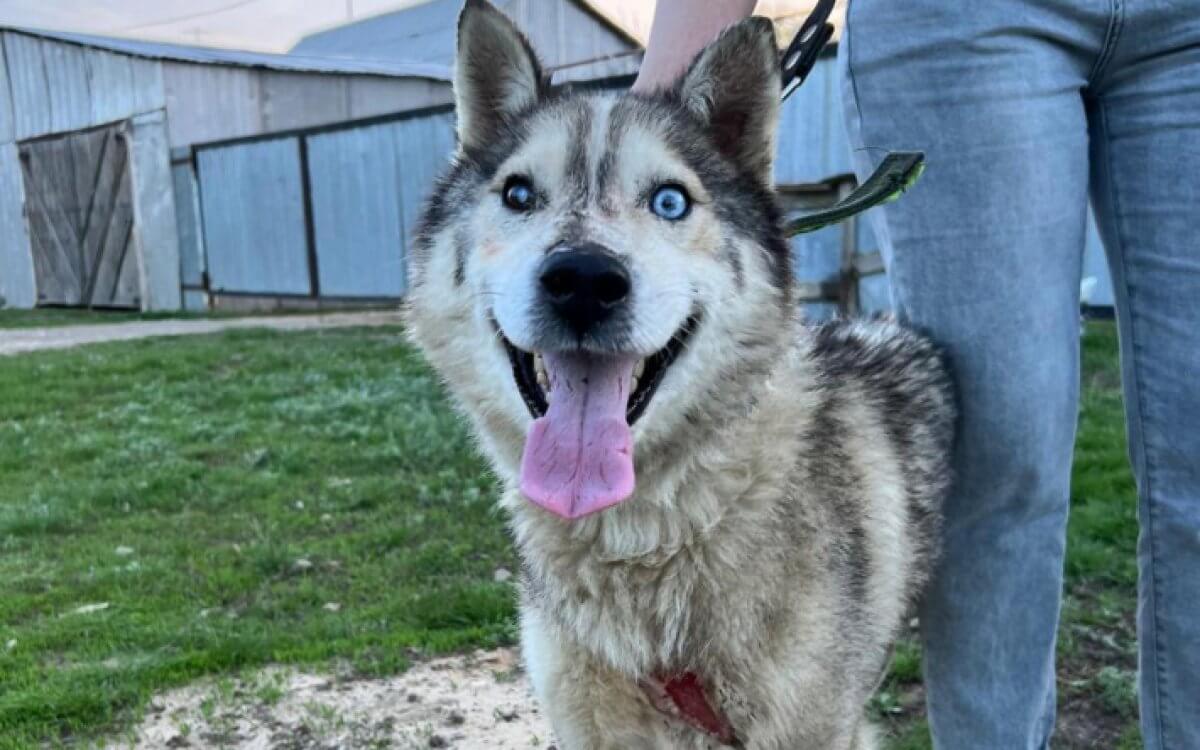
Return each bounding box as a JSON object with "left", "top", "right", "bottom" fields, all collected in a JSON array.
[
  {"left": 674, "top": 17, "right": 781, "bottom": 184},
  {"left": 455, "top": 0, "right": 546, "bottom": 151}
]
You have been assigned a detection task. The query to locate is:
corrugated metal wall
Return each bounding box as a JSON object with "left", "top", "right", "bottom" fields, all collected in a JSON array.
[
  {"left": 196, "top": 137, "right": 312, "bottom": 295},
  {"left": 0, "top": 31, "right": 180, "bottom": 310},
  {"left": 172, "top": 160, "right": 206, "bottom": 291},
  {"left": 0, "top": 31, "right": 165, "bottom": 143},
  {"left": 0, "top": 28, "right": 454, "bottom": 310},
  {"left": 194, "top": 108, "right": 457, "bottom": 300},
  {"left": 307, "top": 122, "right": 409, "bottom": 297},
  {"left": 161, "top": 62, "right": 452, "bottom": 148},
  {"left": 0, "top": 143, "right": 34, "bottom": 308},
  {"left": 128, "top": 110, "right": 182, "bottom": 311}
]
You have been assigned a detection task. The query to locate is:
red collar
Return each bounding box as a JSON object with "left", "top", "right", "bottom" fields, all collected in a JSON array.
[{"left": 641, "top": 672, "right": 740, "bottom": 746}]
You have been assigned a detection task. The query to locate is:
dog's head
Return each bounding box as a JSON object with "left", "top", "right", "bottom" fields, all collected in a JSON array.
[{"left": 407, "top": 0, "right": 791, "bottom": 520}]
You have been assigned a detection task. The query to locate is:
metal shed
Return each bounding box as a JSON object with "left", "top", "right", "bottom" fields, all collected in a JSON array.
[
  {"left": 294, "top": 0, "right": 1116, "bottom": 315},
  {"left": 0, "top": 0, "right": 1114, "bottom": 314},
  {"left": 0, "top": 25, "right": 454, "bottom": 312}
]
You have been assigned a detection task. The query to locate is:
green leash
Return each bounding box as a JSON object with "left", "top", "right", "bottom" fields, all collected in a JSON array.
[
  {"left": 779, "top": 0, "right": 926, "bottom": 235},
  {"left": 783, "top": 153, "right": 925, "bottom": 236}
]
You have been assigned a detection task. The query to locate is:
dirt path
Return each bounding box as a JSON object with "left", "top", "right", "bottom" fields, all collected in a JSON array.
[
  {"left": 0, "top": 312, "right": 405, "bottom": 356},
  {"left": 124, "top": 648, "right": 555, "bottom": 749}
]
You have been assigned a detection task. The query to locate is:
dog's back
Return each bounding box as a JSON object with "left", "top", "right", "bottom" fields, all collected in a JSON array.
[{"left": 805, "top": 317, "right": 956, "bottom": 606}]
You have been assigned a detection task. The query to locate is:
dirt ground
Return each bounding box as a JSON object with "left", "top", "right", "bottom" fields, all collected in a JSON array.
[{"left": 122, "top": 648, "right": 555, "bottom": 750}]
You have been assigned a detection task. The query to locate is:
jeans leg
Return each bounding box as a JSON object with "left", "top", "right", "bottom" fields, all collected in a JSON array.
[
  {"left": 1088, "top": 9, "right": 1200, "bottom": 746},
  {"left": 839, "top": 2, "right": 1103, "bottom": 747}
]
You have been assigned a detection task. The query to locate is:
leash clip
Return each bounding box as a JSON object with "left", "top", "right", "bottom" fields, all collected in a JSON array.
[{"left": 780, "top": 0, "right": 835, "bottom": 101}]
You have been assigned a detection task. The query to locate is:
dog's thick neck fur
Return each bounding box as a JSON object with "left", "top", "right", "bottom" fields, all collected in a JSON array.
[{"left": 505, "top": 320, "right": 819, "bottom": 677}]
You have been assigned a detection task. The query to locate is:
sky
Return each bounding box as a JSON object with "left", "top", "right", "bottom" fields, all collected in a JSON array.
[{"left": 1, "top": 0, "right": 431, "bottom": 53}]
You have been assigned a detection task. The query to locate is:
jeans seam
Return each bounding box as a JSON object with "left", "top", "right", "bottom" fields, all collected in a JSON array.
[
  {"left": 843, "top": 0, "right": 868, "bottom": 142},
  {"left": 1088, "top": 0, "right": 1125, "bottom": 87},
  {"left": 841, "top": 0, "right": 905, "bottom": 308},
  {"left": 1097, "top": 97, "right": 1170, "bottom": 748}
]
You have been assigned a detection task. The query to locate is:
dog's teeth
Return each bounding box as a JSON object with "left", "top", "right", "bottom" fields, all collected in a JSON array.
[
  {"left": 630, "top": 376, "right": 639, "bottom": 393},
  {"left": 634, "top": 360, "right": 645, "bottom": 379}
]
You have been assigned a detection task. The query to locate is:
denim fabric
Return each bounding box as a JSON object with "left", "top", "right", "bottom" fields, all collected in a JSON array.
[{"left": 839, "top": 1, "right": 1200, "bottom": 748}]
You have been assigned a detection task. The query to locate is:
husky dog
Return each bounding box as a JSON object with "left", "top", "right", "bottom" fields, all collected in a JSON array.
[{"left": 405, "top": 2, "right": 955, "bottom": 747}]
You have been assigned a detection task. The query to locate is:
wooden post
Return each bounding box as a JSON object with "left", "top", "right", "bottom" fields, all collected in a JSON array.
[{"left": 836, "top": 178, "right": 859, "bottom": 316}]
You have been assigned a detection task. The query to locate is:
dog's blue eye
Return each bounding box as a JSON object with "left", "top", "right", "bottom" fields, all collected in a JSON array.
[
  {"left": 503, "top": 177, "right": 535, "bottom": 212},
  {"left": 650, "top": 185, "right": 690, "bottom": 221}
]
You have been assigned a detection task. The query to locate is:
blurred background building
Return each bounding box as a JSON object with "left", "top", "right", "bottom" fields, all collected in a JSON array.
[{"left": 0, "top": 1, "right": 1112, "bottom": 316}]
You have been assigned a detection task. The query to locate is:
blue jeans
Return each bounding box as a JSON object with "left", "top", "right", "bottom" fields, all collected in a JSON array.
[{"left": 840, "top": 1, "right": 1200, "bottom": 747}]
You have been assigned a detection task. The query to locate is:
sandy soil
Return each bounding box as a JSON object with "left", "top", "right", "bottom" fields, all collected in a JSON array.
[
  {"left": 120, "top": 648, "right": 554, "bottom": 750},
  {"left": 0, "top": 312, "right": 405, "bottom": 356}
]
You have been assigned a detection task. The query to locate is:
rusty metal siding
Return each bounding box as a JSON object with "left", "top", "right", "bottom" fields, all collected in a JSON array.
[
  {"left": 196, "top": 137, "right": 312, "bottom": 295},
  {"left": 0, "top": 142, "right": 34, "bottom": 308}
]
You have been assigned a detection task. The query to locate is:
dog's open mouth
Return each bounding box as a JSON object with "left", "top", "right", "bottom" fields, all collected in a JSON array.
[
  {"left": 498, "top": 316, "right": 699, "bottom": 520},
  {"left": 501, "top": 315, "right": 699, "bottom": 425}
]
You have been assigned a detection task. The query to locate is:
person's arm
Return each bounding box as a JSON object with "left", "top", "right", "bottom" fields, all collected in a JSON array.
[{"left": 631, "top": 0, "right": 757, "bottom": 93}]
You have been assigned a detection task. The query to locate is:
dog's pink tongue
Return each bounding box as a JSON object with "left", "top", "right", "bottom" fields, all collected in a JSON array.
[{"left": 520, "top": 352, "right": 636, "bottom": 519}]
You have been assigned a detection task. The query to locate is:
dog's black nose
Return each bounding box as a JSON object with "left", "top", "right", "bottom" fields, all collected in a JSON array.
[{"left": 539, "top": 245, "right": 630, "bottom": 337}]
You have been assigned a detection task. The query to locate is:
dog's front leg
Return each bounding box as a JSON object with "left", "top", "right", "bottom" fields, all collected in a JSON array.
[{"left": 520, "top": 605, "right": 703, "bottom": 749}]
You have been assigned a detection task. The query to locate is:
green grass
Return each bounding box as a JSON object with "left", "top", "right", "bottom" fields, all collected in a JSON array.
[
  {"left": 0, "top": 321, "right": 1138, "bottom": 748},
  {"left": 0, "top": 307, "right": 387, "bottom": 329},
  {"left": 0, "top": 309, "right": 210, "bottom": 328},
  {"left": 0, "top": 326, "right": 515, "bottom": 748}
]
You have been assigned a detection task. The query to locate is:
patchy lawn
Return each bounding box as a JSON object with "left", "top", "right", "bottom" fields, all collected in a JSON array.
[
  {"left": 0, "top": 322, "right": 1138, "bottom": 748},
  {"left": 0, "top": 326, "right": 515, "bottom": 748}
]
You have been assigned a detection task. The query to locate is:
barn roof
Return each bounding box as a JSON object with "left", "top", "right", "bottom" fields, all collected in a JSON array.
[
  {"left": 292, "top": 0, "right": 639, "bottom": 76},
  {"left": 293, "top": 0, "right": 462, "bottom": 69},
  {"left": 292, "top": 0, "right": 844, "bottom": 69},
  {"left": 580, "top": 1, "right": 846, "bottom": 47},
  {"left": 0, "top": 26, "right": 453, "bottom": 81}
]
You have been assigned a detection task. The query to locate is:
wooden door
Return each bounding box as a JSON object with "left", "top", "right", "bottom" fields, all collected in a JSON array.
[{"left": 19, "top": 123, "right": 140, "bottom": 308}]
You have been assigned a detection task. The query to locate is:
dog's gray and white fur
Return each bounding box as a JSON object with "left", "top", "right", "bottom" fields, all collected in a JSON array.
[{"left": 405, "top": 2, "right": 955, "bottom": 747}]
